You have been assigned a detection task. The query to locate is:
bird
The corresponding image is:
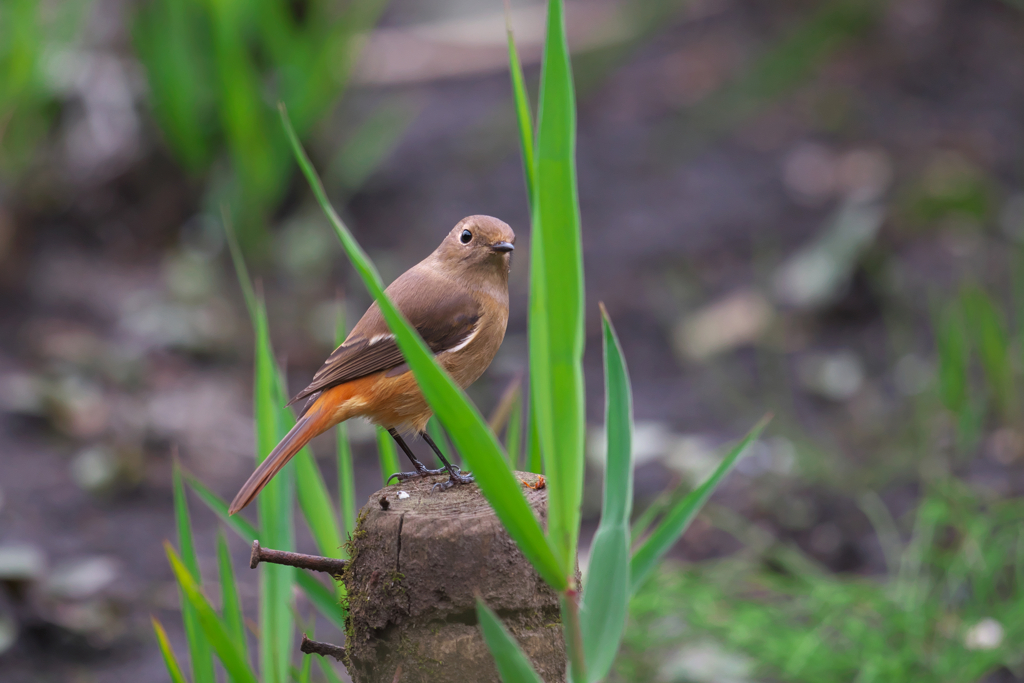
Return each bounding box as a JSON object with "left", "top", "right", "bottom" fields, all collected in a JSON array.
[{"left": 228, "top": 215, "right": 515, "bottom": 515}]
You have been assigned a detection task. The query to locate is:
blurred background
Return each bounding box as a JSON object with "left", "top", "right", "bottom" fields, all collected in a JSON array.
[{"left": 3, "top": 0, "right": 1024, "bottom": 680}]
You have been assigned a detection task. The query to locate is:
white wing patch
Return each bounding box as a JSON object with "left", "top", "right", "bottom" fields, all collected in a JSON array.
[
  {"left": 444, "top": 325, "right": 480, "bottom": 354},
  {"left": 368, "top": 333, "right": 396, "bottom": 346}
]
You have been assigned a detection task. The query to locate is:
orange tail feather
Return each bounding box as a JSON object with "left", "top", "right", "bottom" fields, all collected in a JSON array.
[{"left": 229, "top": 408, "right": 331, "bottom": 515}]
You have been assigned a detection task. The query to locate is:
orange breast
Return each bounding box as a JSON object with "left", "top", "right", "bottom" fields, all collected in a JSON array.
[{"left": 312, "top": 303, "right": 507, "bottom": 435}]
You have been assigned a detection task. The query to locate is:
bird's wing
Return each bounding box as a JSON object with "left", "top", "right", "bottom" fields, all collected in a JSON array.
[{"left": 288, "top": 269, "right": 480, "bottom": 407}]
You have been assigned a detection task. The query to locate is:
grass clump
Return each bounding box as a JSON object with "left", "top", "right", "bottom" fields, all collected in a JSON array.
[{"left": 620, "top": 481, "right": 1024, "bottom": 682}]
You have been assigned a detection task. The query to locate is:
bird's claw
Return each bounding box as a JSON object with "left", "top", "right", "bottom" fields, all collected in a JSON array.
[
  {"left": 431, "top": 471, "right": 474, "bottom": 493},
  {"left": 386, "top": 467, "right": 448, "bottom": 484}
]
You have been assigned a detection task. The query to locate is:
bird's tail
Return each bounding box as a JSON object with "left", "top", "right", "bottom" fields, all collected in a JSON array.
[{"left": 229, "top": 407, "right": 331, "bottom": 515}]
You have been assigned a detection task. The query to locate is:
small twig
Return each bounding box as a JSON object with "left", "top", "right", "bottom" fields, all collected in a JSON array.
[
  {"left": 391, "top": 663, "right": 403, "bottom": 683},
  {"left": 300, "top": 633, "right": 346, "bottom": 662},
  {"left": 249, "top": 540, "right": 347, "bottom": 577}
]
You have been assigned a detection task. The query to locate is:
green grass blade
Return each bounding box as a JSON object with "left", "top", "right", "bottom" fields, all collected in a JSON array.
[
  {"left": 504, "top": 7, "right": 536, "bottom": 209},
  {"left": 489, "top": 377, "right": 523, "bottom": 470},
  {"left": 186, "top": 475, "right": 347, "bottom": 629},
  {"left": 335, "top": 301, "right": 358, "bottom": 536},
  {"left": 251, "top": 295, "right": 296, "bottom": 683},
  {"left": 172, "top": 460, "right": 201, "bottom": 589},
  {"left": 526, "top": 406, "right": 542, "bottom": 474},
  {"left": 488, "top": 376, "right": 523, "bottom": 436},
  {"left": 580, "top": 305, "right": 634, "bottom": 681},
  {"left": 531, "top": 0, "right": 586, "bottom": 577},
  {"left": 294, "top": 572, "right": 346, "bottom": 632},
  {"left": 217, "top": 530, "right": 249, "bottom": 666},
  {"left": 223, "top": 206, "right": 257, "bottom": 320},
  {"left": 295, "top": 447, "right": 345, "bottom": 559},
  {"left": 337, "top": 422, "right": 357, "bottom": 536},
  {"left": 426, "top": 417, "right": 453, "bottom": 468},
  {"left": 580, "top": 526, "right": 628, "bottom": 680},
  {"left": 630, "top": 416, "right": 771, "bottom": 594},
  {"left": 328, "top": 96, "right": 418, "bottom": 193},
  {"left": 595, "top": 304, "right": 633, "bottom": 524},
  {"left": 166, "top": 543, "right": 259, "bottom": 683},
  {"left": 173, "top": 461, "right": 215, "bottom": 683},
  {"left": 962, "top": 285, "right": 1016, "bottom": 419},
  {"left": 629, "top": 481, "right": 679, "bottom": 542},
  {"left": 935, "top": 301, "right": 969, "bottom": 414},
  {"left": 317, "top": 655, "right": 345, "bottom": 683},
  {"left": 280, "top": 103, "right": 566, "bottom": 591},
  {"left": 476, "top": 598, "right": 544, "bottom": 683},
  {"left": 186, "top": 474, "right": 259, "bottom": 540},
  {"left": 297, "top": 642, "right": 312, "bottom": 683},
  {"left": 151, "top": 616, "right": 189, "bottom": 683},
  {"left": 376, "top": 426, "right": 401, "bottom": 487},
  {"left": 506, "top": 394, "right": 523, "bottom": 470}
]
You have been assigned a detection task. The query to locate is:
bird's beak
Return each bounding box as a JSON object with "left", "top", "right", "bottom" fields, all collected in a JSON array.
[{"left": 490, "top": 241, "right": 515, "bottom": 253}]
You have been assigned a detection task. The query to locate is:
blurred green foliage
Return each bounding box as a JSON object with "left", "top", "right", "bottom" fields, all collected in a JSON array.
[
  {"left": 670, "top": 0, "right": 878, "bottom": 152},
  {"left": 0, "top": 0, "right": 88, "bottom": 174},
  {"left": 133, "top": 0, "right": 386, "bottom": 249},
  {"left": 936, "top": 283, "right": 1022, "bottom": 448},
  {"left": 903, "top": 154, "right": 993, "bottom": 229}
]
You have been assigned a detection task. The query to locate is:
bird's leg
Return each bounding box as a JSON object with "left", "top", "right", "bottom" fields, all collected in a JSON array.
[
  {"left": 421, "top": 431, "right": 474, "bottom": 492},
  {"left": 386, "top": 428, "right": 448, "bottom": 483}
]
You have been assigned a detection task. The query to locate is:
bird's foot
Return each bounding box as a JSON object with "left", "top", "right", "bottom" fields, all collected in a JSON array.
[
  {"left": 431, "top": 470, "right": 474, "bottom": 493},
  {"left": 386, "top": 467, "right": 448, "bottom": 484}
]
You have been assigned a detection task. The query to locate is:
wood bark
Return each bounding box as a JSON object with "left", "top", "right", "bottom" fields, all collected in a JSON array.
[{"left": 342, "top": 471, "right": 565, "bottom": 683}]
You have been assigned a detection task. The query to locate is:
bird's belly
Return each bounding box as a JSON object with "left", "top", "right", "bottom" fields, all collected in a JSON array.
[{"left": 346, "top": 371, "right": 431, "bottom": 433}]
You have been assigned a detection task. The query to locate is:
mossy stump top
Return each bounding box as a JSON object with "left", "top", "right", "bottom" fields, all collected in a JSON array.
[{"left": 342, "top": 471, "right": 564, "bottom": 683}]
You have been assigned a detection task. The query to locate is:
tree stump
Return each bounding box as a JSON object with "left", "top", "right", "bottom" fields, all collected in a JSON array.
[{"left": 342, "top": 471, "right": 565, "bottom": 683}]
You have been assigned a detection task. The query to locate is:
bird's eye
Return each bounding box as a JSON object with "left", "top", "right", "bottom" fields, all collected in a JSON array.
[{"left": 460, "top": 229, "right": 472, "bottom": 244}]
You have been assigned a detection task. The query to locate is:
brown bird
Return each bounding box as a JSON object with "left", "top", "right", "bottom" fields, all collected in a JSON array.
[{"left": 229, "top": 215, "right": 515, "bottom": 515}]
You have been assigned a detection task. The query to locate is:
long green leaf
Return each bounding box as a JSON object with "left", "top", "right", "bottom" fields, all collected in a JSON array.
[
  {"left": 294, "top": 571, "right": 346, "bottom": 632},
  {"left": 317, "top": 655, "right": 345, "bottom": 683},
  {"left": 488, "top": 377, "right": 523, "bottom": 470},
  {"left": 962, "top": 285, "right": 1016, "bottom": 419},
  {"left": 530, "top": 0, "right": 586, "bottom": 576},
  {"left": 187, "top": 473, "right": 259, "bottom": 540},
  {"left": 595, "top": 304, "right": 634, "bottom": 526},
  {"left": 936, "top": 301, "right": 969, "bottom": 415},
  {"left": 498, "top": 11, "right": 543, "bottom": 495},
  {"left": 166, "top": 544, "right": 259, "bottom": 683},
  {"left": 172, "top": 461, "right": 215, "bottom": 683},
  {"left": 280, "top": 103, "right": 566, "bottom": 591},
  {"left": 526, "top": 408, "right": 542, "bottom": 474},
  {"left": 252, "top": 295, "right": 295, "bottom": 683},
  {"left": 335, "top": 302, "right": 358, "bottom": 536},
  {"left": 504, "top": 8, "right": 536, "bottom": 209},
  {"left": 186, "top": 474, "right": 348, "bottom": 630},
  {"left": 222, "top": 205, "right": 257, "bottom": 319},
  {"left": 376, "top": 426, "right": 401, "bottom": 487},
  {"left": 506, "top": 394, "right": 523, "bottom": 470},
  {"left": 630, "top": 416, "right": 771, "bottom": 594},
  {"left": 476, "top": 598, "right": 544, "bottom": 683},
  {"left": 337, "top": 422, "right": 357, "bottom": 536},
  {"left": 271, "top": 331, "right": 344, "bottom": 606},
  {"left": 580, "top": 305, "right": 634, "bottom": 682},
  {"left": 217, "top": 530, "right": 249, "bottom": 666},
  {"left": 151, "top": 616, "right": 189, "bottom": 683},
  {"left": 295, "top": 447, "right": 345, "bottom": 559}
]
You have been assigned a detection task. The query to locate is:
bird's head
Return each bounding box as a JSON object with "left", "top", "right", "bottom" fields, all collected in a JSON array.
[{"left": 435, "top": 215, "right": 516, "bottom": 278}]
